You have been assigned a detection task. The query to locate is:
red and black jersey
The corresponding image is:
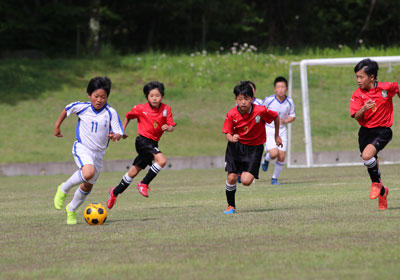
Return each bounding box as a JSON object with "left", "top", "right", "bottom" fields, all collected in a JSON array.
[
  {"left": 222, "top": 104, "right": 278, "bottom": 145},
  {"left": 126, "top": 102, "right": 176, "bottom": 142},
  {"left": 350, "top": 82, "right": 399, "bottom": 128}
]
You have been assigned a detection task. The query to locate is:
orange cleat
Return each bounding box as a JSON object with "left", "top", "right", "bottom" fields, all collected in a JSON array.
[
  {"left": 369, "top": 182, "right": 382, "bottom": 200},
  {"left": 107, "top": 187, "right": 117, "bottom": 209},
  {"left": 224, "top": 205, "right": 236, "bottom": 214},
  {"left": 378, "top": 187, "right": 389, "bottom": 210},
  {"left": 137, "top": 182, "right": 150, "bottom": 197}
]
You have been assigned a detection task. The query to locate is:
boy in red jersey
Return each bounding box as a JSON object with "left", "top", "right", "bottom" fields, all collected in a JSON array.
[
  {"left": 222, "top": 82, "right": 282, "bottom": 214},
  {"left": 350, "top": 59, "right": 399, "bottom": 210},
  {"left": 107, "top": 81, "right": 176, "bottom": 208}
]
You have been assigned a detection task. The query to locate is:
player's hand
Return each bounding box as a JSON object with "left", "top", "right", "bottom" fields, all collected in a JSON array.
[
  {"left": 363, "top": 100, "right": 376, "bottom": 111},
  {"left": 122, "top": 134, "right": 128, "bottom": 139},
  {"left": 275, "top": 136, "right": 283, "bottom": 147},
  {"left": 232, "top": 134, "right": 240, "bottom": 142},
  {"left": 161, "top": 124, "right": 169, "bottom": 131},
  {"left": 54, "top": 127, "right": 63, "bottom": 137},
  {"left": 108, "top": 132, "right": 122, "bottom": 142}
]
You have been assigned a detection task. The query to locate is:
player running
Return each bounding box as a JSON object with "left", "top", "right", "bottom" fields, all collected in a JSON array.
[
  {"left": 53, "top": 77, "right": 124, "bottom": 224},
  {"left": 350, "top": 58, "right": 399, "bottom": 210},
  {"left": 222, "top": 81, "right": 282, "bottom": 214},
  {"left": 261, "top": 76, "right": 296, "bottom": 185}
]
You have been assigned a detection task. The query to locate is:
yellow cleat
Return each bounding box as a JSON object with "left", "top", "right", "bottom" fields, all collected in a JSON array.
[{"left": 54, "top": 184, "right": 67, "bottom": 210}]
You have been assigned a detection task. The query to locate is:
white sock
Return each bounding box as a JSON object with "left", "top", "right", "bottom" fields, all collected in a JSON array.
[
  {"left": 265, "top": 153, "right": 272, "bottom": 161},
  {"left": 68, "top": 186, "right": 89, "bottom": 211},
  {"left": 61, "top": 170, "right": 84, "bottom": 193},
  {"left": 122, "top": 172, "right": 133, "bottom": 184},
  {"left": 272, "top": 161, "right": 285, "bottom": 179}
]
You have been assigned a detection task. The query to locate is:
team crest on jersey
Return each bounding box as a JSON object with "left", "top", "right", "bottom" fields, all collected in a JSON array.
[
  {"left": 255, "top": 115, "right": 260, "bottom": 123},
  {"left": 162, "top": 109, "right": 167, "bottom": 117},
  {"left": 381, "top": 90, "right": 387, "bottom": 98}
]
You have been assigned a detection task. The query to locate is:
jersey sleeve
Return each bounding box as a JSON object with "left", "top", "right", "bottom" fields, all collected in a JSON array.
[
  {"left": 65, "top": 102, "right": 90, "bottom": 117},
  {"left": 165, "top": 105, "right": 177, "bottom": 126},
  {"left": 109, "top": 107, "right": 124, "bottom": 135},
  {"left": 261, "top": 107, "right": 278, "bottom": 124},
  {"left": 288, "top": 97, "right": 296, "bottom": 117},
  {"left": 350, "top": 92, "right": 363, "bottom": 117},
  {"left": 222, "top": 112, "right": 234, "bottom": 134},
  {"left": 388, "top": 82, "right": 399, "bottom": 98},
  {"left": 125, "top": 105, "right": 140, "bottom": 120}
]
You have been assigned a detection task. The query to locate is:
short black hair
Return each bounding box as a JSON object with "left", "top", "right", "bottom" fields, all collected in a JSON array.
[
  {"left": 87, "top": 76, "right": 112, "bottom": 96},
  {"left": 274, "top": 76, "right": 288, "bottom": 87},
  {"left": 354, "top": 59, "right": 379, "bottom": 80},
  {"left": 240, "top": 80, "right": 256, "bottom": 92},
  {"left": 143, "top": 81, "right": 165, "bottom": 98},
  {"left": 233, "top": 82, "right": 254, "bottom": 98}
]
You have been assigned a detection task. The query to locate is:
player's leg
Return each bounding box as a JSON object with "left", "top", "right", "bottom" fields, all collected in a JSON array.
[
  {"left": 224, "top": 173, "right": 238, "bottom": 214},
  {"left": 66, "top": 181, "right": 93, "bottom": 225},
  {"left": 141, "top": 152, "right": 166, "bottom": 186},
  {"left": 271, "top": 150, "right": 285, "bottom": 185},
  {"left": 224, "top": 142, "right": 239, "bottom": 214},
  {"left": 240, "top": 172, "right": 255, "bottom": 186},
  {"left": 54, "top": 142, "right": 92, "bottom": 210},
  {"left": 262, "top": 130, "right": 275, "bottom": 172},
  {"left": 107, "top": 165, "right": 142, "bottom": 209}
]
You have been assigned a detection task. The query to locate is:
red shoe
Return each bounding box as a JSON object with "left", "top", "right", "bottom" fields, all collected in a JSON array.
[
  {"left": 137, "top": 182, "right": 150, "bottom": 197},
  {"left": 107, "top": 187, "right": 117, "bottom": 209},
  {"left": 369, "top": 182, "right": 382, "bottom": 200},
  {"left": 378, "top": 187, "right": 389, "bottom": 210}
]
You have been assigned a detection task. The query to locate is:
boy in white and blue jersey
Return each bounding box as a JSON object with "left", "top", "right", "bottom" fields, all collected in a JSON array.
[
  {"left": 261, "top": 76, "right": 296, "bottom": 185},
  {"left": 53, "top": 77, "right": 124, "bottom": 224}
]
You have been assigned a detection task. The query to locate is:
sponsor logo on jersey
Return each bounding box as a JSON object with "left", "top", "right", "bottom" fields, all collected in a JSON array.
[
  {"left": 255, "top": 115, "right": 260, "bottom": 123},
  {"left": 381, "top": 90, "right": 387, "bottom": 98}
]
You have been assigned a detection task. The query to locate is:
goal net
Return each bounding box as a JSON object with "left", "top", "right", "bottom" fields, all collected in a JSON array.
[{"left": 287, "top": 56, "right": 400, "bottom": 168}]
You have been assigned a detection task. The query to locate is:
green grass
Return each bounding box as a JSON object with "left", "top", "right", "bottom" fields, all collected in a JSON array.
[
  {"left": 1, "top": 47, "right": 400, "bottom": 163},
  {"left": 1, "top": 166, "right": 400, "bottom": 279}
]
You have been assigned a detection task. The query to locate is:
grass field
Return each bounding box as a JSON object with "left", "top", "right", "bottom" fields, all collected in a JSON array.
[
  {"left": 2, "top": 166, "right": 400, "bottom": 279},
  {"left": 1, "top": 47, "right": 400, "bottom": 163}
]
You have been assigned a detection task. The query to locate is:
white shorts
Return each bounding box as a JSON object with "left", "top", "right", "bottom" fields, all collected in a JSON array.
[
  {"left": 265, "top": 127, "right": 288, "bottom": 152},
  {"left": 72, "top": 141, "right": 105, "bottom": 184}
]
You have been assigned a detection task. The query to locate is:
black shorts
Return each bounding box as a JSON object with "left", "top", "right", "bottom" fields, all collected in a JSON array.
[
  {"left": 358, "top": 126, "right": 392, "bottom": 155},
  {"left": 132, "top": 135, "right": 161, "bottom": 169},
  {"left": 225, "top": 141, "right": 264, "bottom": 179}
]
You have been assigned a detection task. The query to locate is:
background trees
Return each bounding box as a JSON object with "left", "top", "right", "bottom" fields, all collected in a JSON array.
[{"left": 1, "top": 0, "right": 398, "bottom": 56}]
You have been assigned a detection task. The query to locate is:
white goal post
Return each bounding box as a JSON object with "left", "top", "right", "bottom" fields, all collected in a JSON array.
[{"left": 287, "top": 56, "right": 400, "bottom": 168}]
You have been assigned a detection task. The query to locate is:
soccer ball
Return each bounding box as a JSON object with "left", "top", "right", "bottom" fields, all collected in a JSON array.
[{"left": 83, "top": 203, "right": 107, "bottom": 225}]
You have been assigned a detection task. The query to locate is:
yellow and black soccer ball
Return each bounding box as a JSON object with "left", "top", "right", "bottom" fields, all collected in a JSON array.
[{"left": 83, "top": 203, "right": 107, "bottom": 225}]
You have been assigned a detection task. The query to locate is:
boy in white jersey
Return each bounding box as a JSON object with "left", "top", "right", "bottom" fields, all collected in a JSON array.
[
  {"left": 261, "top": 76, "right": 296, "bottom": 185},
  {"left": 53, "top": 77, "right": 124, "bottom": 224}
]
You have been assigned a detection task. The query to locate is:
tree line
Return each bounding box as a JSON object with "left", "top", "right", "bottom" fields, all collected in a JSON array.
[{"left": 1, "top": 0, "right": 398, "bottom": 56}]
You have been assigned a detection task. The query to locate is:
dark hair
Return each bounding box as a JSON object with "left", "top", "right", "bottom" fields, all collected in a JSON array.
[
  {"left": 354, "top": 59, "right": 379, "bottom": 80},
  {"left": 274, "top": 76, "right": 288, "bottom": 87},
  {"left": 87, "top": 76, "right": 112, "bottom": 96},
  {"left": 143, "top": 81, "right": 165, "bottom": 98},
  {"left": 233, "top": 82, "right": 254, "bottom": 98},
  {"left": 240, "top": 80, "right": 256, "bottom": 92}
]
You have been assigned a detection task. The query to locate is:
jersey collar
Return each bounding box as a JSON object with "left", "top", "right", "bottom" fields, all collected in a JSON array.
[
  {"left": 91, "top": 103, "right": 108, "bottom": 114},
  {"left": 274, "top": 94, "right": 287, "bottom": 104},
  {"left": 147, "top": 101, "right": 162, "bottom": 110},
  {"left": 236, "top": 104, "right": 253, "bottom": 115}
]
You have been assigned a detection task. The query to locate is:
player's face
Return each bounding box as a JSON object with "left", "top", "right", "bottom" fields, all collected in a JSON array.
[
  {"left": 356, "top": 70, "right": 375, "bottom": 90},
  {"left": 147, "top": 89, "right": 163, "bottom": 107},
  {"left": 89, "top": 89, "right": 108, "bottom": 110},
  {"left": 274, "top": 81, "right": 288, "bottom": 97},
  {"left": 236, "top": 94, "right": 254, "bottom": 113}
]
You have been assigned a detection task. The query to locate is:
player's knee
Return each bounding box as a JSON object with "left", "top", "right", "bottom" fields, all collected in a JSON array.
[
  {"left": 227, "top": 173, "right": 237, "bottom": 184},
  {"left": 241, "top": 179, "right": 252, "bottom": 186},
  {"left": 82, "top": 165, "right": 95, "bottom": 180},
  {"left": 157, "top": 158, "right": 167, "bottom": 168}
]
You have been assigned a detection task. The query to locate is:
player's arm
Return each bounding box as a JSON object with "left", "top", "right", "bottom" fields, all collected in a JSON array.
[
  {"left": 162, "top": 106, "right": 176, "bottom": 132},
  {"left": 352, "top": 100, "right": 375, "bottom": 121},
  {"left": 121, "top": 117, "right": 131, "bottom": 139},
  {"left": 273, "top": 115, "right": 283, "bottom": 147},
  {"left": 280, "top": 116, "right": 296, "bottom": 125},
  {"left": 54, "top": 109, "right": 67, "bottom": 137}
]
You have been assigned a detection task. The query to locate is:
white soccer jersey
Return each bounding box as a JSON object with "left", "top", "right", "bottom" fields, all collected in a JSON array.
[
  {"left": 65, "top": 102, "right": 124, "bottom": 152},
  {"left": 263, "top": 95, "right": 296, "bottom": 131},
  {"left": 253, "top": 97, "right": 264, "bottom": 105}
]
